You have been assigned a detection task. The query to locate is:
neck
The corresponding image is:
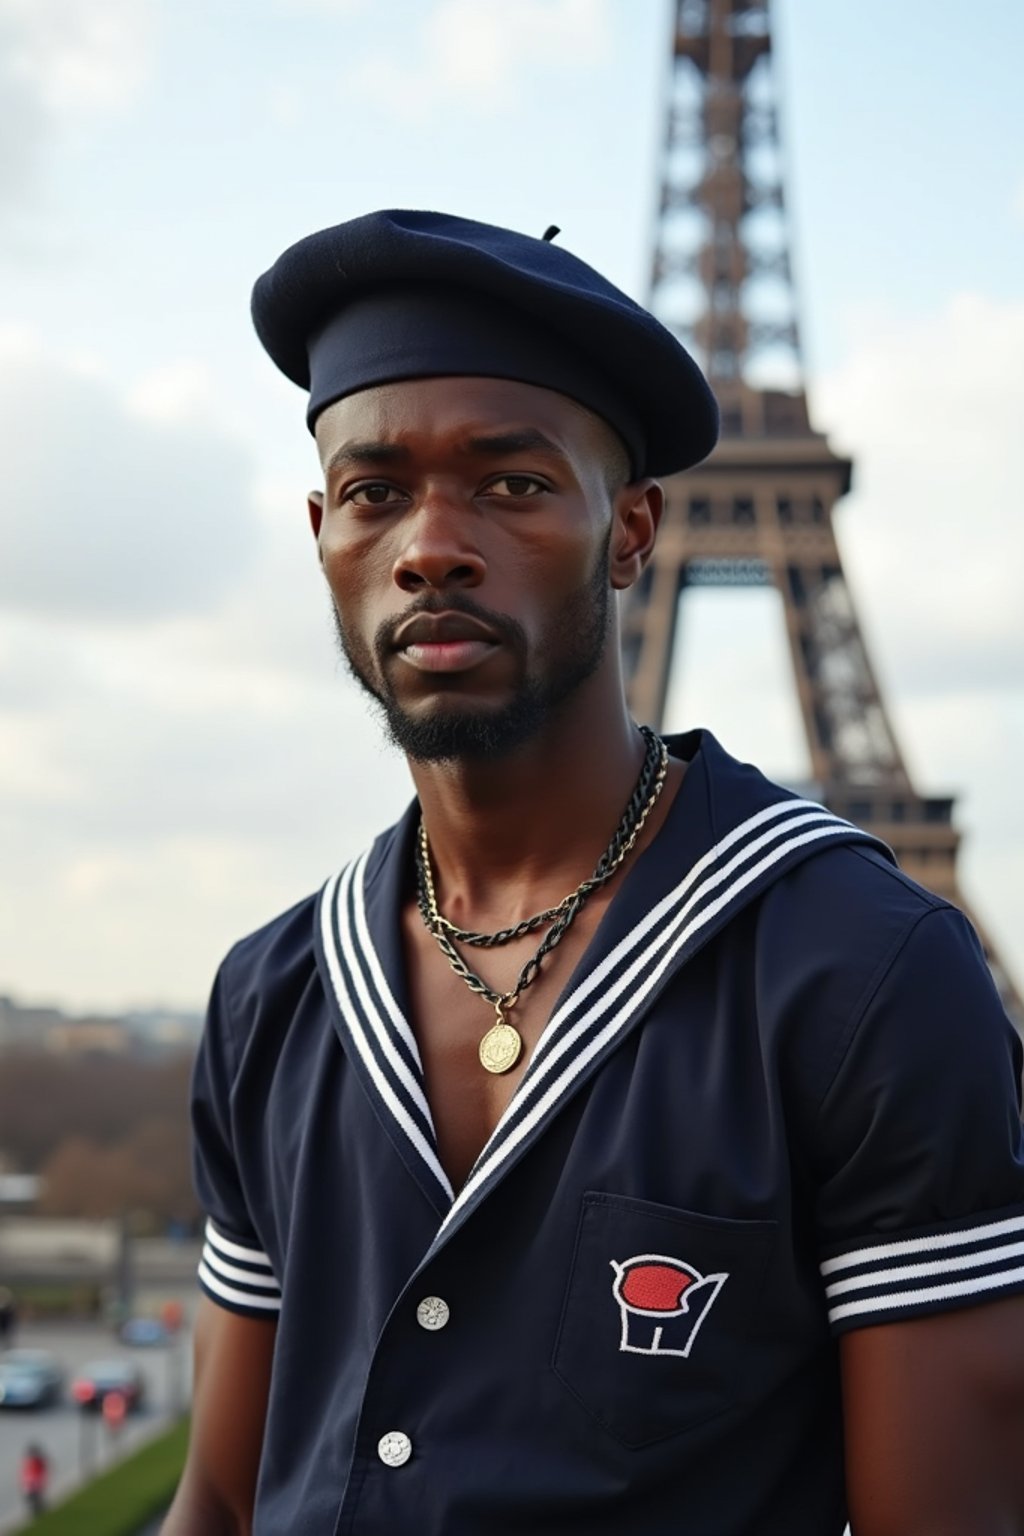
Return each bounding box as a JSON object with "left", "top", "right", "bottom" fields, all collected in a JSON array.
[{"left": 407, "top": 690, "right": 646, "bottom": 923}]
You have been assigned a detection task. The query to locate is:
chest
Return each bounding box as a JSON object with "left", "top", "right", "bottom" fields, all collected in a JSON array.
[
  {"left": 400, "top": 888, "right": 618, "bottom": 1189},
  {"left": 253, "top": 946, "right": 826, "bottom": 1536}
]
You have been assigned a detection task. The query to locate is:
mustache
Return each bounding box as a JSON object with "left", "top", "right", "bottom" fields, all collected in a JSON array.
[{"left": 374, "top": 594, "right": 528, "bottom": 658}]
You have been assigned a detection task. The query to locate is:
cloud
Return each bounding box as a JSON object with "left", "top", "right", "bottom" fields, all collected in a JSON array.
[
  {"left": 0, "top": 333, "right": 263, "bottom": 621},
  {"left": 0, "top": 370, "right": 408, "bottom": 1007},
  {"left": 896, "top": 687, "right": 1024, "bottom": 994},
  {"left": 0, "top": 19, "right": 51, "bottom": 205},
  {"left": 275, "top": 0, "right": 366, "bottom": 11},
  {"left": 0, "top": 602, "right": 411, "bottom": 1008},
  {"left": 355, "top": 0, "right": 613, "bottom": 116},
  {"left": 0, "top": 0, "right": 155, "bottom": 115},
  {"left": 814, "top": 293, "right": 1024, "bottom": 696},
  {"left": 428, "top": 0, "right": 611, "bottom": 88},
  {"left": 267, "top": 82, "right": 303, "bottom": 128},
  {"left": 0, "top": 0, "right": 156, "bottom": 212},
  {"left": 814, "top": 295, "right": 1024, "bottom": 986}
]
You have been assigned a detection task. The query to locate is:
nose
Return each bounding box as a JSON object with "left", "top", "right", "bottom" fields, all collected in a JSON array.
[{"left": 392, "top": 490, "right": 486, "bottom": 594}]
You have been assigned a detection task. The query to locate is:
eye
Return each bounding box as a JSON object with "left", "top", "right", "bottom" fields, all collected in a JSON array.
[
  {"left": 344, "top": 481, "right": 406, "bottom": 508},
  {"left": 485, "top": 474, "right": 548, "bottom": 498}
]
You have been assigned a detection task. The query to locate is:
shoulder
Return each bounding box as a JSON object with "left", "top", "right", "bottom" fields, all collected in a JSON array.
[
  {"left": 759, "top": 837, "right": 948, "bottom": 993},
  {"left": 684, "top": 732, "right": 1009, "bottom": 1106},
  {"left": 216, "top": 890, "right": 321, "bottom": 1025},
  {"left": 748, "top": 839, "right": 1021, "bottom": 1164},
  {"left": 675, "top": 731, "right": 925, "bottom": 996},
  {"left": 755, "top": 840, "right": 992, "bottom": 1094},
  {"left": 685, "top": 732, "right": 944, "bottom": 999}
]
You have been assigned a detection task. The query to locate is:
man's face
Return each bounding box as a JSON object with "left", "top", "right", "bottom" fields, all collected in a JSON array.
[{"left": 309, "top": 375, "right": 640, "bottom": 762}]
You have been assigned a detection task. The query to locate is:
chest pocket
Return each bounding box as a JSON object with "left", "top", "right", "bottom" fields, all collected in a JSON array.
[{"left": 552, "top": 1191, "right": 777, "bottom": 1448}]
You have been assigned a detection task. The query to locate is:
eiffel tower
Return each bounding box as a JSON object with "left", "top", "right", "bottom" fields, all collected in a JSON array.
[{"left": 622, "top": 0, "right": 1022, "bottom": 1022}]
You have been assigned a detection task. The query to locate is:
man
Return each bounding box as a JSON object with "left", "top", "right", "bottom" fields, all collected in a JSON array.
[{"left": 163, "top": 211, "right": 1024, "bottom": 1535}]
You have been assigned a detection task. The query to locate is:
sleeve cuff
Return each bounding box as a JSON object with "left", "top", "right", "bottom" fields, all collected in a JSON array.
[
  {"left": 197, "top": 1218, "right": 282, "bottom": 1317},
  {"left": 820, "top": 1208, "right": 1024, "bottom": 1333}
]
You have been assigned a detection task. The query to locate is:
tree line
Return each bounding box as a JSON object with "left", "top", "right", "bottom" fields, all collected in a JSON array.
[{"left": 0, "top": 1051, "right": 198, "bottom": 1229}]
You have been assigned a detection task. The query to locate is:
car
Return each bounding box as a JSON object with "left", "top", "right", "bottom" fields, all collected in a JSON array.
[
  {"left": 118, "top": 1317, "right": 170, "bottom": 1347},
  {"left": 0, "top": 1349, "right": 64, "bottom": 1410},
  {"left": 70, "top": 1357, "right": 146, "bottom": 1413}
]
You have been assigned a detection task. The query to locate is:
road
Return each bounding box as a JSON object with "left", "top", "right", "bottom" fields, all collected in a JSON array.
[{"left": 0, "top": 1297, "right": 193, "bottom": 1534}]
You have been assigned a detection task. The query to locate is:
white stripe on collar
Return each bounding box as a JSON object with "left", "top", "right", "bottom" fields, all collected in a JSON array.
[
  {"left": 511, "top": 811, "right": 857, "bottom": 1117},
  {"left": 320, "top": 858, "right": 454, "bottom": 1205},
  {"left": 349, "top": 843, "right": 426, "bottom": 1074},
  {"left": 532, "top": 798, "right": 845, "bottom": 1075}
]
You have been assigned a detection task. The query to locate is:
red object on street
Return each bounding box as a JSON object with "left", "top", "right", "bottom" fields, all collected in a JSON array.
[
  {"left": 19, "top": 1449, "right": 48, "bottom": 1495},
  {"left": 161, "top": 1299, "right": 184, "bottom": 1333},
  {"left": 70, "top": 1358, "right": 145, "bottom": 1412},
  {"left": 102, "top": 1390, "right": 127, "bottom": 1429},
  {"left": 20, "top": 1444, "right": 50, "bottom": 1515}
]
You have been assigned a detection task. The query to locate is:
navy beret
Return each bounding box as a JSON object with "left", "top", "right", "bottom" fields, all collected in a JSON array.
[{"left": 251, "top": 209, "right": 719, "bottom": 477}]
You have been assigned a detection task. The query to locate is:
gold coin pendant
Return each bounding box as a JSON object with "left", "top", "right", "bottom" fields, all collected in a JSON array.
[{"left": 478, "top": 1020, "right": 523, "bottom": 1075}]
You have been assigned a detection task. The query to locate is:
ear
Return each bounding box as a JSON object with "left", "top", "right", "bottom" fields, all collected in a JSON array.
[
  {"left": 608, "top": 479, "right": 663, "bottom": 592},
  {"left": 308, "top": 489, "right": 325, "bottom": 549}
]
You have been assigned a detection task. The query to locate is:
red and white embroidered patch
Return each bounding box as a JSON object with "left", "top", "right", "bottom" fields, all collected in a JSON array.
[{"left": 610, "top": 1253, "right": 728, "bottom": 1358}]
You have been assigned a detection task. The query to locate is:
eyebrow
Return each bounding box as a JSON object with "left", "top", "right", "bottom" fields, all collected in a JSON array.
[
  {"left": 323, "top": 428, "right": 570, "bottom": 478},
  {"left": 461, "top": 429, "right": 569, "bottom": 462},
  {"left": 323, "top": 442, "right": 412, "bottom": 476}
]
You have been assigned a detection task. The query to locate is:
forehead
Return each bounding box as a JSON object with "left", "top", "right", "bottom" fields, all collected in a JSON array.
[{"left": 313, "top": 375, "right": 606, "bottom": 464}]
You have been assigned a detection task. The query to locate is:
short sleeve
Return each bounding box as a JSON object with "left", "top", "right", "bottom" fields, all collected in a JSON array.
[
  {"left": 813, "top": 905, "right": 1024, "bottom": 1334},
  {"left": 191, "top": 962, "right": 282, "bottom": 1318}
]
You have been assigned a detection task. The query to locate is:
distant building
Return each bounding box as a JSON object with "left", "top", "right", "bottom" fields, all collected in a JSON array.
[
  {"left": 0, "top": 995, "right": 62, "bottom": 1050},
  {"left": 0, "top": 994, "right": 202, "bottom": 1057},
  {"left": 46, "top": 1019, "right": 131, "bottom": 1054},
  {"left": 124, "top": 1009, "right": 204, "bottom": 1055}
]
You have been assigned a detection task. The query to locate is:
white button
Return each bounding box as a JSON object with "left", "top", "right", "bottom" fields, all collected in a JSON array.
[
  {"left": 416, "top": 1295, "right": 450, "bottom": 1331},
  {"left": 377, "top": 1431, "right": 412, "bottom": 1467}
]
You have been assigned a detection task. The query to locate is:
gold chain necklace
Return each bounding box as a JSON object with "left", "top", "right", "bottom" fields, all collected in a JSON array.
[{"left": 414, "top": 728, "right": 668, "bottom": 1074}]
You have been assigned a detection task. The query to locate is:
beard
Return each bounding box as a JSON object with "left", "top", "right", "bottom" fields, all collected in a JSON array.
[{"left": 332, "top": 538, "right": 613, "bottom": 762}]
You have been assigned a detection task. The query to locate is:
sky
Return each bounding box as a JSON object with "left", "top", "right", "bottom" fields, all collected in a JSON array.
[{"left": 1, "top": 0, "right": 1022, "bottom": 1014}]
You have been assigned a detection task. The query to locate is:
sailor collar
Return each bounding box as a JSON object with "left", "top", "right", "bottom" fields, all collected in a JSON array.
[{"left": 313, "top": 730, "right": 891, "bottom": 1254}]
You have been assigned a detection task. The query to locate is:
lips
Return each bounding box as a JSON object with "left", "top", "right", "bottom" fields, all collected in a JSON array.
[
  {"left": 392, "top": 610, "right": 502, "bottom": 675},
  {"left": 393, "top": 611, "right": 501, "bottom": 648}
]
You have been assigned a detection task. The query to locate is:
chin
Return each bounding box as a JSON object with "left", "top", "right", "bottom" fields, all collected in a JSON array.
[{"left": 382, "top": 692, "right": 546, "bottom": 763}]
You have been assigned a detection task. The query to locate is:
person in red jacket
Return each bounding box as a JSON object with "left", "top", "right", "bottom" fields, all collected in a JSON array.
[{"left": 19, "top": 1443, "right": 50, "bottom": 1516}]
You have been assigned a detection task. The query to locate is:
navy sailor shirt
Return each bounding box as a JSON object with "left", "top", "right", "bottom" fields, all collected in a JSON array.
[{"left": 190, "top": 731, "right": 1024, "bottom": 1535}]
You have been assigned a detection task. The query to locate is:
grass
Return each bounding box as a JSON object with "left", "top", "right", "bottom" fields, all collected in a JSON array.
[{"left": 13, "top": 1418, "right": 188, "bottom": 1536}]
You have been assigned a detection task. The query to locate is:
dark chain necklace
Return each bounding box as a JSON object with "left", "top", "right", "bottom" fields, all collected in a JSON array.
[{"left": 414, "top": 726, "right": 668, "bottom": 1074}]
